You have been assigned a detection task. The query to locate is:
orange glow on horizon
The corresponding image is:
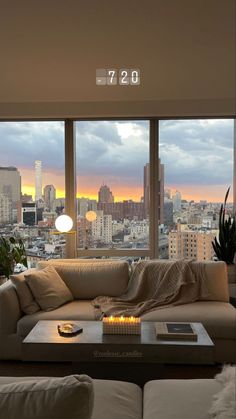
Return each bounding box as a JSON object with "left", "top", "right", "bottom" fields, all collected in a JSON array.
[
  {"left": 20, "top": 170, "right": 233, "bottom": 204},
  {"left": 22, "top": 183, "right": 233, "bottom": 203},
  {"left": 168, "top": 184, "right": 233, "bottom": 203},
  {"left": 22, "top": 185, "right": 65, "bottom": 199}
]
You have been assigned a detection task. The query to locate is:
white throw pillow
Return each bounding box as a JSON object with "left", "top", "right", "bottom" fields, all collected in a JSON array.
[
  {"left": 209, "top": 365, "right": 236, "bottom": 419},
  {"left": 11, "top": 269, "right": 40, "bottom": 314},
  {"left": 0, "top": 375, "right": 94, "bottom": 419},
  {"left": 25, "top": 265, "right": 73, "bottom": 311}
]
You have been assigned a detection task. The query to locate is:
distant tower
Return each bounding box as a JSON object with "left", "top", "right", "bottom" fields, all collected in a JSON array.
[
  {"left": 44, "top": 184, "right": 56, "bottom": 211},
  {"left": 98, "top": 184, "right": 114, "bottom": 203},
  {"left": 172, "top": 190, "right": 182, "bottom": 212},
  {"left": 0, "top": 166, "right": 21, "bottom": 222},
  {"left": 35, "top": 160, "right": 42, "bottom": 201}
]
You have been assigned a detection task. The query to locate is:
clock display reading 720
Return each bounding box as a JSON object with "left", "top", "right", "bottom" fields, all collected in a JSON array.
[{"left": 96, "top": 69, "right": 140, "bottom": 86}]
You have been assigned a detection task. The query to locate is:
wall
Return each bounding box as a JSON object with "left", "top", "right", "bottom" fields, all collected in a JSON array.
[{"left": 0, "top": 0, "right": 235, "bottom": 118}]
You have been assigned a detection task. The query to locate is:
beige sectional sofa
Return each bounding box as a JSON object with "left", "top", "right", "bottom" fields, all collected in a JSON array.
[
  {"left": 0, "top": 259, "right": 235, "bottom": 362},
  {"left": 0, "top": 375, "right": 223, "bottom": 419}
]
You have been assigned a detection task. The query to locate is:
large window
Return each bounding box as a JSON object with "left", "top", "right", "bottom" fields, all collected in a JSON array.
[
  {"left": 76, "top": 120, "right": 149, "bottom": 258},
  {"left": 0, "top": 121, "right": 65, "bottom": 265},
  {"left": 159, "top": 119, "right": 234, "bottom": 261},
  {"left": 0, "top": 118, "right": 234, "bottom": 262}
]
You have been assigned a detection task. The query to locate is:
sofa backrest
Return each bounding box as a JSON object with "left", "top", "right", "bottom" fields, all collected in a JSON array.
[
  {"left": 38, "top": 260, "right": 130, "bottom": 299},
  {"left": 192, "top": 261, "right": 229, "bottom": 302}
]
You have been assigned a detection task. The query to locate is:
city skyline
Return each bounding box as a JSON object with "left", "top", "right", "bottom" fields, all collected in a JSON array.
[{"left": 0, "top": 119, "right": 234, "bottom": 203}]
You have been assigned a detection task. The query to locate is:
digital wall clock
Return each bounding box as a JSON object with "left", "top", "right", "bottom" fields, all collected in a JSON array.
[{"left": 96, "top": 68, "right": 140, "bottom": 85}]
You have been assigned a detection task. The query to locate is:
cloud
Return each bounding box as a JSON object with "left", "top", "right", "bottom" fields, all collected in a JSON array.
[
  {"left": 0, "top": 119, "right": 234, "bottom": 199},
  {"left": 0, "top": 121, "right": 65, "bottom": 172},
  {"left": 159, "top": 119, "right": 234, "bottom": 186},
  {"left": 76, "top": 121, "right": 149, "bottom": 185}
]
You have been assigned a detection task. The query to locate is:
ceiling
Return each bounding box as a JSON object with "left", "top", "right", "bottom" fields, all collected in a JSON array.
[{"left": 0, "top": 0, "right": 235, "bottom": 118}]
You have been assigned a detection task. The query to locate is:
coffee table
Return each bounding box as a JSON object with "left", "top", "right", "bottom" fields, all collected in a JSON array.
[{"left": 23, "top": 320, "right": 214, "bottom": 365}]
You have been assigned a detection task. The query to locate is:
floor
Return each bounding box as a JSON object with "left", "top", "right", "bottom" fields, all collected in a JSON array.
[{"left": 0, "top": 361, "right": 222, "bottom": 387}]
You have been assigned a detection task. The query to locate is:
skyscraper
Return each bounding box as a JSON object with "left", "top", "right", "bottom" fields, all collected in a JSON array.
[
  {"left": 44, "top": 184, "right": 56, "bottom": 211},
  {"left": 0, "top": 194, "right": 12, "bottom": 223},
  {"left": 172, "top": 190, "right": 182, "bottom": 212},
  {"left": 0, "top": 166, "right": 21, "bottom": 222},
  {"left": 98, "top": 184, "right": 114, "bottom": 203},
  {"left": 35, "top": 160, "right": 42, "bottom": 201}
]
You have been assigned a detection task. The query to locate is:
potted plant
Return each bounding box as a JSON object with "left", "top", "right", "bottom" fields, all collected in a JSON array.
[
  {"left": 0, "top": 236, "right": 28, "bottom": 284},
  {"left": 212, "top": 187, "right": 236, "bottom": 286}
]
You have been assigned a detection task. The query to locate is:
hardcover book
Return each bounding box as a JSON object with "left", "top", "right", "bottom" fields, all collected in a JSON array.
[{"left": 155, "top": 322, "right": 198, "bottom": 341}]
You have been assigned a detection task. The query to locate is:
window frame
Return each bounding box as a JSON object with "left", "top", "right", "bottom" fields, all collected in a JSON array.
[{"left": 0, "top": 117, "right": 234, "bottom": 259}]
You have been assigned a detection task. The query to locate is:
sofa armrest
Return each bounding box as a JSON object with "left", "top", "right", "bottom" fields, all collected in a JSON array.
[{"left": 0, "top": 281, "right": 22, "bottom": 335}]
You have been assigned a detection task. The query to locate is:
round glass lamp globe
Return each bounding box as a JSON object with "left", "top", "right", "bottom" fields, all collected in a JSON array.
[
  {"left": 85, "top": 211, "right": 97, "bottom": 222},
  {"left": 55, "top": 215, "right": 73, "bottom": 233}
]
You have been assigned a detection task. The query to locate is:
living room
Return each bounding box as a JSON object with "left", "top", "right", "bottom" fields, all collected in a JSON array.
[{"left": 0, "top": 1, "right": 235, "bottom": 418}]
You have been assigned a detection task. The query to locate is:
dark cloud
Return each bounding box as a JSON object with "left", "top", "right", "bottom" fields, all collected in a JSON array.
[
  {"left": 0, "top": 121, "right": 64, "bottom": 172},
  {"left": 159, "top": 119, "right": 234, "bottom": 186},
  {"left": 76, "top": 121, "right": 149, "bottom": 182},
  {"left": 0, "top": 119, "right": 234, "bottom": 189}
]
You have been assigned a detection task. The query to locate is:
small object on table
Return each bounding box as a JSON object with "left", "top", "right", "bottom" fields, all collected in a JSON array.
[
  {"left": 103, "top": 316, "right": 141, "bottom": 335},
  {"left": 57, "top": 323, "right": 83, "bottom": 337},
  {"left": 155, "top": 322, "right": 198, "bottom": 341}
]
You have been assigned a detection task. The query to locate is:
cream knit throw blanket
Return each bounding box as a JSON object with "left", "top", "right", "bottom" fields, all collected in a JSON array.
[{"left": 92, "top": 259, "right": 209, "bottom": 318}]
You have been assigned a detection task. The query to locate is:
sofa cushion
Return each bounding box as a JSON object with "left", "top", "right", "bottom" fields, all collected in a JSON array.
[
  {"left": 38, "top": 260, "right": 130, "bottom": 299},
  {"left": 143, "top": 379, "right": 221, "bottom": 419},
  {"left": 0, "top": 377, "right": 142, "bottom": 419},
  {"left": 141, "top": 301, "right": 236, "bottom": 340},
  {"left": 192, "top": 261, "right": 229, "bottom": 302},
  {"left": 17, "top": 300, "right": 96, "bottom": 338},
  {"left": 92, "top": 379, "right": 142, "bottom": 419},
  {"left": 10, "top": 269, "right": 40, "bottom": 314},
  {"left": 25, "top": 266, "right": 73, "bottom": 311},
  {"left": 0, "top": 375, "right": 94, "bottom": 419}
]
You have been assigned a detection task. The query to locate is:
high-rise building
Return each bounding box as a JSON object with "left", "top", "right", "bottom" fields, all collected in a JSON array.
[
  {"left": 22, "top": 202, "right": 36, "bottom": 226},
  {"left": 172, "top": 190, "right": 182, "bottom": 212},
  {"left": 0, "top": 166, "right": 21, "bottom": 222},
  {"left": 35, "top": 160, "right": 42, "bottom": 201},
  {"left": 91, "top": 210, "right": 112, "bottom": 244},
  {"left": 0, "top": 194, "right": 12, "bottom": 223},
  {"left": 168, "top": 226, "right": 216, "bottom": 261},
  {"left": 44, "top": 184, "right": 56, "bottom": 211},
  {"left": 97, "top": 201, "right": 145, "bottom": 221},
  {"left": 143, "top": 160, "right": 164, "bottom": 223},
  {"left": 78, "top": 198, "right": 97, "bottom": 217},
  {"left": 98, "top": 184, "right": 114, "bottom": 203},
  {"left": 164, "top": 199, "right": 173, "bottom": 226}
]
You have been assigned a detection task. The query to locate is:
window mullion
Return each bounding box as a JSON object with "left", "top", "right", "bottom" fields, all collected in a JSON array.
[
  {"left": 65, "top": 119, "right": 77, "bottom": 258},
  {"left": 149, "top": 119, "right": 159, "bottom": 259}
]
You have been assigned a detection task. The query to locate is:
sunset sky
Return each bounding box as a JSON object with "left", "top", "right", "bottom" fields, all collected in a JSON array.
[{"left": 0, "top": 119, "right": 234, "bottom": 203}]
